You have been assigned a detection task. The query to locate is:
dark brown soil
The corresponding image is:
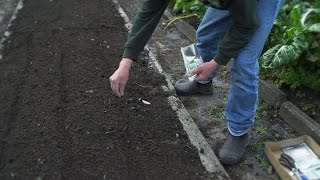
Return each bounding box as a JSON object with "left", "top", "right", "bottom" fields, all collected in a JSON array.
[
  {"left": 0, "top": 0, "right": 212, "bottom": 179},
  {"left": 281, "top": 85, "right": 320, "bottom": 123}
]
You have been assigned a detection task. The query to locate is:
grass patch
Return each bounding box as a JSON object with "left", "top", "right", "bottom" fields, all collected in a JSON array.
[
  {"left": 209, "top": 105, "right": 225, "bottom": 119},
  {"left": 256, "top": 154, "right": 270, "bottom": 170},
  {"left": 251, "top": 141, "right": 265, "bottom": 152},
  {"left": 300, "top": 102, "right": 317, "bottom": 112},
  {"left": 256, "top": 102, "right": 271, "bottom": 118},
  {"left": 169, "top": 75, "right": 180, "bottom": 85},
  {"left": 254, "top": 126, "right": 268, "bottom": 137}
]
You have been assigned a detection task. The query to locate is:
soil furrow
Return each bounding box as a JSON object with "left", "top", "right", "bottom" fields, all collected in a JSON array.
[
  {"left": 0, "top": 32, "right": 32, "bottom": 169},
  {"left": 55, "top": 51, "right": 74, "bottom": 178}
]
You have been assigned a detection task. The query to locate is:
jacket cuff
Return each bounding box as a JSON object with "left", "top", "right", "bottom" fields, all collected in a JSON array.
[
  {"left": 213, "top": 52, "right": 230, "bottom": 66},
  {"left": 123, "top": 47, "right": 139, "bottom": 61}
]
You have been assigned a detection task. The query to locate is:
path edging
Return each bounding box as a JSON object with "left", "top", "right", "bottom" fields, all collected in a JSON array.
[
  {"left": 279, "top": 102, "right": 320, "bottom": 143},
  {"left": 163, "top": 9, "right": 320, "bottom": 144},
  {"left": 0, "top": 0, "right": 23, "bottom": 60},
  {"left": 168, "top": 96, "right": 229, "bottom": 179},
  {"left": 147, "top": 51, "right": 229, "bottom": 177}
]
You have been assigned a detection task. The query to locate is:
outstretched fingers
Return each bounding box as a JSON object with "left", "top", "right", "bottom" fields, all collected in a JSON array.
[
  {"left": 119, "top": 82, "right": 125, "bottom": 97},
  {"left": 110, "top": 78, "right": 121, "bottom": 97}
]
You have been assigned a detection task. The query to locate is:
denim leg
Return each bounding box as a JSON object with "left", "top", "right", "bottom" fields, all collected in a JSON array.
[
  {"left": 196, "top": 8, "right": 232, "bottom": 82},
  {"left": 226, "top": 0, "right": 285, "bottom": 136}
]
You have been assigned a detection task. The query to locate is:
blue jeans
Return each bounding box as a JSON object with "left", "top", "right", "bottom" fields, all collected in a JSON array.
[{"left": 196, "top": 0, "right": 285, "bottom": 136}]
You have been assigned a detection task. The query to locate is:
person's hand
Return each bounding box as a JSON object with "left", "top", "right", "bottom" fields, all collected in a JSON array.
[
  {"left": 187, "top": 60, "right": 219, "bottom": 81},
  {"left": 109, "top": 58, "right": 133, "bottom": 97}
]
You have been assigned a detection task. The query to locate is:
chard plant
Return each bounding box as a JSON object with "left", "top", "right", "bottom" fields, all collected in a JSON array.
[
  {"left": 260, "top": 2, "right": 320, "bottom": 68},
  {"left": 172, "top": 0, "right": 207, "bottom": 19},
  {"left": 260, "top": 0, "right": 320, "bottom": 92}
]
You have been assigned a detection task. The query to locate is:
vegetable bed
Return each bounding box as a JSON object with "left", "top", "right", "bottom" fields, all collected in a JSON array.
[{"left": 0, "top": 0, "right": 212, "bottom": 179}]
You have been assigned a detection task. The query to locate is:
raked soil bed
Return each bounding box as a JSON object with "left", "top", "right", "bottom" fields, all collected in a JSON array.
[{"left": 0, "top": 0, "right": 213, "bottom": 179}]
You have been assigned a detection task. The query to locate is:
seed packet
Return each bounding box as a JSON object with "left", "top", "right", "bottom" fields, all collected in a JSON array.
[
  {"left": 180, "top": 44, "right": 203, "bottom": 81},
  {"left": 283, "top": 143, "right": 320, "bottom": 179}
]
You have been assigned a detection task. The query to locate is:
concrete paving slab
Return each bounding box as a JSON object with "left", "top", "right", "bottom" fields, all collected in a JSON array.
[
  {"left": 279, "top": 101, "right": 320, "bottom": 143},
  {"left": 259, "top": 80, "right": 286, "bottom": 108}
]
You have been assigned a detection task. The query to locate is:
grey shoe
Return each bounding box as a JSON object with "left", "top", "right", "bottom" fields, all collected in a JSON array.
[
  {"left": 174, "top": 79, "right": 213, "bottom": 96},
  {"left": 218, "top": 133, "right": 250, "bottom": 165}
]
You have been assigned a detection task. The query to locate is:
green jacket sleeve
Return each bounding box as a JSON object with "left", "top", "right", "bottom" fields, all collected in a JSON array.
[
  {"left": 214, "top": 0, "right": 259, "bottom": 65},
  {"left": 123, "top": 0, "right": 170, "bottom": 61}
]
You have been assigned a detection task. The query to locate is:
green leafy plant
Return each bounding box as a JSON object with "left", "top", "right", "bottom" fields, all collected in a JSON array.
[
  {"left": 300, "top": 102, "right": 316, "bottom": 112},
  {"left": 280, "top": 66, "right": 320, "bottom": 91},
  {"left": 256, "top": 154, "right": 270, "bottom": 169},
  {"left": 252, "top": 142, "right": 265, "bottom": 152},
  {"left": 172, "top": 0, "right": 207, "bottom": 20},
  {"left": 260, "top": 3, "right": 320, "bottom": 69},
  {"left": 256, "top": 126, "right": 268, "bottom": 136},
  {"left": 209, "top": 105, "right": 225, "bottom": 119},
  {"left": 256, "top": 102, "right": 270, "bottom": 118},
  {"left": 261, "top": 1, "right": 320, "bottom": 93}
]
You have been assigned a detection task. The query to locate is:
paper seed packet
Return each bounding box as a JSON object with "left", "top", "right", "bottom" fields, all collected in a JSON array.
[
  {"left": 283, "top": 143, "right": 320, "bottom": 179},
  {"left": 181, "top": 44, "right": 203, "bottom": 81}
]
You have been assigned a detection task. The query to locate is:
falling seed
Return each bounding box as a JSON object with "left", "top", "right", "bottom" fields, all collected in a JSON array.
[
  {"left": 4, "top": 31, "right": 10, "bottom": 37},
  {"left": 138, "top": 98, "right": 151, "bottom": 105},
  {"left": 142, "top": 100, "right": 151, "bottom": 105}
]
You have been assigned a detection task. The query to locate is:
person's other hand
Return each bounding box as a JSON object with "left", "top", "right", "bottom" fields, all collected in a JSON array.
[
  {"left": 187, "top": 60, "right": 219, "bottom": 81},
  {"left": 109, "top": 58, "right": 133, "bottom": 97}
]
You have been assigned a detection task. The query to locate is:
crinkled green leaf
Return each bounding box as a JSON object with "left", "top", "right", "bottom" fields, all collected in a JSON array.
[
  {"left": 260, "top": 44, "right": 282, "bottom": 68},
  {"left": 301, "top": 8, "right": 320, "bottom": 25},
  {"left": 285, "top": 27, "right": 300, "bottom": 39},
  {"left": 301, "top": 8, "right": 320, "bottom": 32},
  {"left": 308, "top": 23, "right": 320, "bottom": 32},
  {"left": 261, "top": 33, "right": 308, "bottom": 68},
  {"left": 173, "top": 0, "right": 183, "bottom": 12},
  {"left": 307, "top": 42, "right": 320, "bottom": 63},
  {"left": 290, "top": 5, "right": 303, "bottom": 28}
]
